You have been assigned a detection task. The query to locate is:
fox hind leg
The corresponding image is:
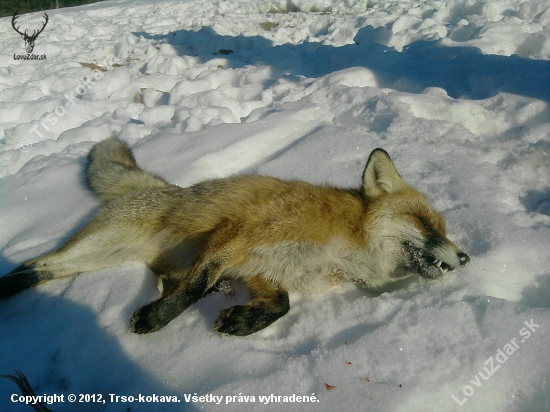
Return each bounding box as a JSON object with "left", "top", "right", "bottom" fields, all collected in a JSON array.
[
  {"left": 0, "top": 263, "right": 54, "bottom": 299},
  {"left": 0, "top": 245, "right": 86, "bottom": 299},
  {"left": 214, "top": 276, "right": 290, "bottom": 336},
  {"left": 129, "top": 261, "right": 219, "bottom": 334},
  {"left": 130, "top": 221, "right": 245, "bottom": 334},
  {"left": 0, "top": 222, "right": 151, "bottom": 300},
  {"left": 0, "top": 138, "right": 171, "bottom": 300}
]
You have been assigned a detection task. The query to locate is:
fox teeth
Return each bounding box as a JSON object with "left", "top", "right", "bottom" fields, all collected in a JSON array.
[{"left": 432, "top": 259, "right": 447, "bottom": 274}]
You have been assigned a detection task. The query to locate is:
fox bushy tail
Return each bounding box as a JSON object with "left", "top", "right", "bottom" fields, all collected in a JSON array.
[{"left": 86, "top": 138, "right": 169, "bottom": 202}]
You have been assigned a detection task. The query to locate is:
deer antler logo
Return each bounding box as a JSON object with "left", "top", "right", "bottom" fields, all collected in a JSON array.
[{"left": 11, "top": 11, "right": 49, "bottom": 54}]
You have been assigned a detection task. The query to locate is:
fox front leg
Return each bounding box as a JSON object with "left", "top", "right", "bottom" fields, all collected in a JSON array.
[
  {"left": 129, "top": 260, "right": 222, "bottom": 334},
  {"left": 214, "top": 275, "right": 290, "bottom": 336}
]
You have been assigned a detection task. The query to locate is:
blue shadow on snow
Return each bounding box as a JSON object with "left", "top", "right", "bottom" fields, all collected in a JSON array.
[{"left": 133, "top": 25, "right": 550, "bottom": 102}]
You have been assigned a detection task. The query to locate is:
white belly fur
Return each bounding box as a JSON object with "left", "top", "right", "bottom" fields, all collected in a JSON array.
[{"left": 233, "top": 238, "right": 390, "bottom": 293}]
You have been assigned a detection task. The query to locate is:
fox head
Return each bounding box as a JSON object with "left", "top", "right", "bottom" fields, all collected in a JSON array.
[{"left": 362, "top": 149, "right": 470, "bottom": 280}]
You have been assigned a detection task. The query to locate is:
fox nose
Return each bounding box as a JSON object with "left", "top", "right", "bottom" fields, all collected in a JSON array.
[{"left": 457, "top": 252, "right": 470, "bottom": 266}]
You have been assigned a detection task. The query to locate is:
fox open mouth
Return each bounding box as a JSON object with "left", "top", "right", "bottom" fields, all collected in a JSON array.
[
  {"left": 430, "top": 259, "right": 452, "bottom": 276},
  {"left": 403, "top": 242, "right": 454, "bottom": 279}
]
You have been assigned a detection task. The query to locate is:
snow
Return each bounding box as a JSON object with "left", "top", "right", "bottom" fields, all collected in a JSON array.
[{"left": 1, "top": 0, "right": 549, "bottom": 411}]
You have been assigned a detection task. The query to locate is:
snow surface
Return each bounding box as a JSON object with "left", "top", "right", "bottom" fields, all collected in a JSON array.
[{"left": 1, "top": 0, "right": 550, "bottom": 411}]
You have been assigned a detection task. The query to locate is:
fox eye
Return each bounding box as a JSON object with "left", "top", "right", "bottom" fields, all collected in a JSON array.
[{"left": 418, "top": 217, "right": 432, "bottom": 230}]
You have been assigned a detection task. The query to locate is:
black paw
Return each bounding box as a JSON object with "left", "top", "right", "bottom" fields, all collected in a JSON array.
[
  {"left": 214, "top": 303, "right": 287, "bottom": 336},
  {"left": 129, "top": 303, "right": 164, "bottom": 334},
  {"left": 214, "top": 305, "right": 258, "bottom": 336}
]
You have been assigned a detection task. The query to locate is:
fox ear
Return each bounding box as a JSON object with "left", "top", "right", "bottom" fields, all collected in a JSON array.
[{"left": 362, "top": 149, "right": 406, "bottom": 198}]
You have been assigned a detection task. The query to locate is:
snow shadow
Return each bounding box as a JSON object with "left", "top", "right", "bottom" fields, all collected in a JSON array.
[
  {"left": 520, "top": 189, "right": 550, "bottom": 216},
  {"left": 134, "top": 25, "right": 550, "bottom": 102},
  {"left": 0, "top": 293, "right": 198, "bottom": 412},
  {"left": 519, "top": 272, "right": 550, "bottom": 308}
]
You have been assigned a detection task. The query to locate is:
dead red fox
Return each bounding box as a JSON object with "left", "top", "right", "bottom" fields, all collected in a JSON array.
[{"left": 0, "top": 138, "right": 469, "bottom": 335}]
